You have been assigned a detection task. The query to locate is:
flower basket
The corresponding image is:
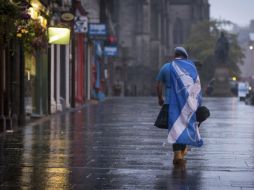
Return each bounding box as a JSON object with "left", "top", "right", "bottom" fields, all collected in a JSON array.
[{"left": 16, "top": 19, "right": 48, "bottom": 54}]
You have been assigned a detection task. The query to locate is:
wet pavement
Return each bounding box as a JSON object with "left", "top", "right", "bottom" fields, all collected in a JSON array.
[{"left": 0, "top": 97, "right": 254, "bottom": 190}]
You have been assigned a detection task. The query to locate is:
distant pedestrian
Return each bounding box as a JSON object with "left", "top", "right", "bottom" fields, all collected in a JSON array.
[{"left": 156, "top": 47, "right": 203, "bottom": 165}]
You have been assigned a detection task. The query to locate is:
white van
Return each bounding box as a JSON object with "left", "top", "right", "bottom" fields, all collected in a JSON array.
[{"left": 238, "top": 82, "right": 250, "bottom": 101}]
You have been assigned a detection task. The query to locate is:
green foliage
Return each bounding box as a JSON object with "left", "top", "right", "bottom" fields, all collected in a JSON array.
[
  {"left": 0, "top": 0, "right": 21, "bottom": 46},
  {"left": 184, "top": 20, "right": 245, "bottom": 84},
  {"left": 16, "top": 19, "right": 48, "bottom": 54},
  {"left": 0, "top": 0, "right": 20, "bottom": 16},
  {"left": 0, "top": 0, "right": 48, "bottom": 53}
]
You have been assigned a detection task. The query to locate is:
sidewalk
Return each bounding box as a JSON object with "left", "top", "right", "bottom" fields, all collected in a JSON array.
[
  {"left": 1, "top": 99, "right": 100, "bottom": 135},
  {"left": 0, "top": 97, "right": 254, "bottom": 189}
]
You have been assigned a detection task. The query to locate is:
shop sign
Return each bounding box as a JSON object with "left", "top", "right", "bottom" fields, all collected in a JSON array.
[
  {"left": 88, "top": 23, "right": 107, "bottom": 36},
  {"left": 104, "top": 46, "right": 118, "bottom": 56},
  {"left": 61, "top": 12, "right": 75, "bottom": 22},
  {"left": 74, "top": 16, "right": 88, "bottom": 33},
  {"left": 48, "top": 27, "right": 71, "bottom": 44}
]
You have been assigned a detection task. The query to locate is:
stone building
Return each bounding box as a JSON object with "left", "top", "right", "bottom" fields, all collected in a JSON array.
[
  {"left": 110, "top": 0, "right": 210, "bottom": 96},
  {"left": 170, "top": 0, "right": 210, "bottom": 47},
  {"left": 237, "top": 20, "right": 254, "bottom": 80}
]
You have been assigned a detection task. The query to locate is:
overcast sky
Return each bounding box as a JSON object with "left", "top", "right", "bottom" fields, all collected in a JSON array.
[{"left": 209, "top": 0, "right": 254, "bottom": 26}]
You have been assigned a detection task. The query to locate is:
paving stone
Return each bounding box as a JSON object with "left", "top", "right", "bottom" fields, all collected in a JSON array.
[{"left": 0, "top": 97, "right": 254, "bottom": 189}]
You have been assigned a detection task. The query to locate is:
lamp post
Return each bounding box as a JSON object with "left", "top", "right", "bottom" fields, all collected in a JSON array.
[
  {"left": 249, "top": 32, "right": 254, "bottom": 83},
  {"left": 249, "top": 42, "right": 254, "bottom": 91}
]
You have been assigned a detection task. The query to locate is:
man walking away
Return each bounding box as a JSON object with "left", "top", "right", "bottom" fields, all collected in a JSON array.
[{"left": 156, "top": 47, "right": 203, "bottom": 165}]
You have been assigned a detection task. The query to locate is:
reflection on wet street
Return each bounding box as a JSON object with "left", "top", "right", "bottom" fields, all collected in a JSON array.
[{"left": 1, "top": 97, "right": 254, "bottom": 189}]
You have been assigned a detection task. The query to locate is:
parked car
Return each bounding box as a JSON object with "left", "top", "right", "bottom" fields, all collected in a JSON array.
[{"left": 245, "top": 90, "right": 254, "bottom": 105}]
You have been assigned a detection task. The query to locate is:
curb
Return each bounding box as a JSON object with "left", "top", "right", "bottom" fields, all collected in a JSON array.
[{"left": 0, "top": 99, "right": 101, "bottom": 136}]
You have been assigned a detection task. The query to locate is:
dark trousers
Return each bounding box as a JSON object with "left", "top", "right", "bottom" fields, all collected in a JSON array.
[{"left": 173, "top": 144, "right": 186, "bottom": 152}]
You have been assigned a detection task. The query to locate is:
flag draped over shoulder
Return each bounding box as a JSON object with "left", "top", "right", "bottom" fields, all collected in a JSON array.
[{"left": 167, "top": 59, "right": 203, "bottom": 147}]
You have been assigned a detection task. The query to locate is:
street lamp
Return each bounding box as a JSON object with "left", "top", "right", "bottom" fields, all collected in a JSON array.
[{"left": 248, "top": 33, "right": 254, "bottom": 95}]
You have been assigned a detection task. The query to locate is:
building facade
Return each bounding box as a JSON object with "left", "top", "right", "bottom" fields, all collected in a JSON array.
[
  {"left": 237, "top": 20, "right": 254, "bottom": 80},
  {"left": 0, "top": 0, "right": 50, "bottom": 132},
  {"left": 111, "top": 0, "right": 210, "bottom": 96},
  {"left": 0, "top": 0, "right": 210, "bottom": 132}
]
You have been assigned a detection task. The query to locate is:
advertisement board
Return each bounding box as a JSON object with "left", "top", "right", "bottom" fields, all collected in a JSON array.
[{"left": 104, "top": 46, "right": 118, "bottom": 56}]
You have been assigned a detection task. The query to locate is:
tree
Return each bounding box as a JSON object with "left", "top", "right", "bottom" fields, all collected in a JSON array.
[{"left": 184, "top": 20, "right": 245, "bottom": 85}]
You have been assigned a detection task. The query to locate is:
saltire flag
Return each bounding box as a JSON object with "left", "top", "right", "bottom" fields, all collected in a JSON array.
[{"left": 167, "top": 59, "right": 203, "bottom": 147}]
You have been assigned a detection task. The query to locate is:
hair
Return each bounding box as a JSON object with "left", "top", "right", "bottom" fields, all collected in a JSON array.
[{"left": 174, "top": 50, "right": 187, "bottom": 59}]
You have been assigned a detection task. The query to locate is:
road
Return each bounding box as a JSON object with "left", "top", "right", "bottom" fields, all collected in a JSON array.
[{"left": 0, "top": 97, "right": 254, "bottom": 189}]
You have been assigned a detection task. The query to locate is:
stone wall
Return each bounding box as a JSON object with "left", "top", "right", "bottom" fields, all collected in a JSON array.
[{"left": 91, "top": 0, "right": 210, "bottom": 96}]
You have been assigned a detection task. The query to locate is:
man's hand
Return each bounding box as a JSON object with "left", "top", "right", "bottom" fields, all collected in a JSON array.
[
  {"left": 156, "top": 81, "right": 164, "bottom": 106},
  {"left": 158, "top": 97, "right": 164, "bottom": 106}
]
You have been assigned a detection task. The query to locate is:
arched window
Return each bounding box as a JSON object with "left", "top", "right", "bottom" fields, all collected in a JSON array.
[{"left": 173, "top": 18, "right": 183, "bottom": 45}]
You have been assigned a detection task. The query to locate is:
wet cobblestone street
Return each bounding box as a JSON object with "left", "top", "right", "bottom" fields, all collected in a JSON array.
[{"left": 1, "top": 97, "right": 254, "bottom": 189}]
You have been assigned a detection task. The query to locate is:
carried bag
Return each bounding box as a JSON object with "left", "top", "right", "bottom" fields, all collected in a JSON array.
[
  {"left": 154, "top": 104, "right": 169, "bottom": 129},
  {"left": 154, "top": 105, "right": 210, "bottom": 129},
  {"left": 196, "top": 106, "right": 210, "bottom": 126}
]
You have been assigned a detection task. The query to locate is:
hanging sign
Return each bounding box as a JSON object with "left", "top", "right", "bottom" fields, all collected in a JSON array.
[
  {"left": 74, "top": 16, "right": 88, "bottom": 33},
  {"left": 61, "top": 12, "right": 75, "bottom": 22},
  {"left": 48, "top": 27, "right": 71, "bottom": 44},
  {"left": 88, "top": 23, "right": 107, "bottom": 36},
  {"left": 104, "top": 46, "right": 118, "bottom": 56}
]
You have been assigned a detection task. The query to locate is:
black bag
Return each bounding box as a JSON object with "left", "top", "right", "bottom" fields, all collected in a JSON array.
[
  {"left": 196, "top": 106, "right": 210, "bottom": 123},
  {"left": 154, "top": 104, "right": 169, "bottom": 129},
  {"left": 154, "top": 105, "right": 210, "bottom": 129}
]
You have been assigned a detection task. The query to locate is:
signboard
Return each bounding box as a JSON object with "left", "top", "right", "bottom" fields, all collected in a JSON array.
[
  {"left": 88, "top": 23, "right": 107, "bottom": 36},
  {"left": 61, "top": 12, "right": 75, "bottom": 22},
  {"left": 74, "top": 16, "right": 88, "bottom": 33},
  {"left": 104, "top": 46, "right": 118, "bottom": 56},
  {"left": 48, "top": 27, "right": 70, "bottom": 45}
]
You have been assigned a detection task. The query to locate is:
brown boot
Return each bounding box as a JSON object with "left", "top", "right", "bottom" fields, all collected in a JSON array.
[
  {"left": 181, "top": 147, "right": 188, "bottom": 158},
  {"left": 173, "top": 151, "right": 185, "bottom": 165}
]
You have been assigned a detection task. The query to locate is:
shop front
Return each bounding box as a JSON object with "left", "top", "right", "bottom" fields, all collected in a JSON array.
[{"left": 22, "top": 0, "right": 49, "bottom": 117}]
